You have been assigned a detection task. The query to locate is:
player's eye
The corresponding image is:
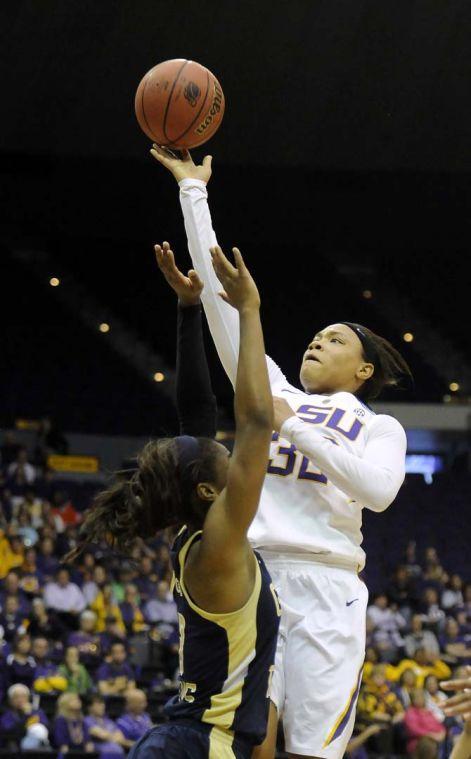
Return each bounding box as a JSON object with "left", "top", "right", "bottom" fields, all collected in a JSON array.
[{"left": 331, "top": 338, "right": 343, "bottom": 344}]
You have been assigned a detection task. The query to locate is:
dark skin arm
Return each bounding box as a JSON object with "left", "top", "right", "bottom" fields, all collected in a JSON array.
[{"left": 185, "top": 246, "right": 273, "bottom": 613}]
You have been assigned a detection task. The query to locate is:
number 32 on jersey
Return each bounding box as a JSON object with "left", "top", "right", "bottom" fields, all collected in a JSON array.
[{"left": 267, "top": 432, "right": 328, "bottom": 484}]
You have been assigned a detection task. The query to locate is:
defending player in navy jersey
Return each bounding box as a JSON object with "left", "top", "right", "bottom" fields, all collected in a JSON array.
[
  {"left": 151, "top": 146, "right": 412, "bottom": 759},
  {"left": 70, "top": 243, "right": 280, "bottom": 758}
]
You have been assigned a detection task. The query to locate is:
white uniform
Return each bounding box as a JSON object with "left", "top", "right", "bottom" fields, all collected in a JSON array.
[{"left": 178, "top": 178, "right": 407, "bottom": 757}]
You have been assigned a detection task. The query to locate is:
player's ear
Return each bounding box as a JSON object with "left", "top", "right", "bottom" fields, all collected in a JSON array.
[
  {"left": 357, "top": 362, "right": 374, "bottom": 381},
  {"left": 196, "top": 482, "right": 219, "bottom": 502}
]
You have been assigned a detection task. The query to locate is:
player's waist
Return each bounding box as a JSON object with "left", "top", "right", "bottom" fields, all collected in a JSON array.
[
  {"left": 257, "top": 548, "right": 362, "bottom": 572},
  {"left": 158, "top": 717, "right": 254, "bottom": 752}
]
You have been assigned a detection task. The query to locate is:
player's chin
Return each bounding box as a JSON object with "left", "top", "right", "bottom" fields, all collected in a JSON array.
[{"left": 300, "top": 361, "right": 324, "bottom": 392}]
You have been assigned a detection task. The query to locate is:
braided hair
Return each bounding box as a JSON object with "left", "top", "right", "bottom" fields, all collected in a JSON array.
[{"left": 66, "top": 436, "right": 221, "bottom": 561}]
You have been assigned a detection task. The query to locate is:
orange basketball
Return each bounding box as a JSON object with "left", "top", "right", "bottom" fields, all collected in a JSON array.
[{"left": 135, "top": 59, "right": 225, "bottom": 149}]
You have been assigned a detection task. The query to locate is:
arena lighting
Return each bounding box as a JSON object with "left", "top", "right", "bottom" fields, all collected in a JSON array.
[
  {"left": 153, "top": 372, "right": 165, "bottom": 382},
  {"left": 449, "top": 382, "right": 460, "bottom": 392},
  {"left": 49, "top": 277, "right": 60, "bottom": 287},
  {"left": 362, "top": 289, "right": 373, "bottom": 299},
  {"left": 403, "top": 332, "right": 414, "bottom": 342},
  {"left": 99, "top": 323, "right": 110, "bottom": 333}
]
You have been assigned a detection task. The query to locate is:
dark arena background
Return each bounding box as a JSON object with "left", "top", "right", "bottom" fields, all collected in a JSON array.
[{"left": 1, "top": 2, "right": 470, "bottom": 758}]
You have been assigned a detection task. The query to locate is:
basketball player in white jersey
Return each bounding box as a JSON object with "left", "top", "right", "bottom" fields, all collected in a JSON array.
[{"left": 151, "top": 146, "right": 411, "bottom": 759}]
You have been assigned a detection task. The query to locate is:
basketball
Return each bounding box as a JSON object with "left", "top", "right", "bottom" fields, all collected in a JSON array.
[{"left": 135, "top": 59, "right": 225, "bottom": 149}]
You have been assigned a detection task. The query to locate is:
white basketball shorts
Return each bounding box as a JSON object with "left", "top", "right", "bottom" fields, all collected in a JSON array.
[{"left": 260, "top": 553, "right": 368, "bottom": 758}]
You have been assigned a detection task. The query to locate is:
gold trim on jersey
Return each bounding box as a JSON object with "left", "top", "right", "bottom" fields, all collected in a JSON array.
[{"left": 177, "top": 530, "right": 262, "bottom": 733}]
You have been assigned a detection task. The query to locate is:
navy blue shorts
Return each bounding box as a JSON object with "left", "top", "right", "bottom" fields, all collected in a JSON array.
[{"left": 127, "top": 720, "right": 253, "bottom": 758}]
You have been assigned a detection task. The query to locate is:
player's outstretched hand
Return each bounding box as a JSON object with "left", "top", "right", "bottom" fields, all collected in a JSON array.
[
  {"left": 441, "top": 666, "right": 471, "bottom": 719},
  {"left": 150, "top": 144, "right": 212, "bottom": 184},
  {"left": 155, "top": 242, "right": 204, "bottom": 306},
  {"left": 210, "top": 246, "right": 260, "bottom": 312}
]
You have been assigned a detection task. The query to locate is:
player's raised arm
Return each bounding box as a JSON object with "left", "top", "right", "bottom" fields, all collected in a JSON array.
[
  {"left": 197, "top": 245, "right": 273, "bottom": 569},
  {"left": 155, "top": 241, "right": 217, "bottom": 438},
  {"left": 151, "top": 146, "right": 286, "bottom": 389}
]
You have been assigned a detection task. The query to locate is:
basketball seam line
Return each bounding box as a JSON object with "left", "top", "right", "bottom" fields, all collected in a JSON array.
[
  {"left": 163, "top": 60, "right": 190, "bottom": 143},
  {"left": 167, "top": 70, "right": 211, "bottom": 146}
]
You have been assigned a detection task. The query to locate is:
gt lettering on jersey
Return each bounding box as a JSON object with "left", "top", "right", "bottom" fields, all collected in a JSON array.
[{"left": 297, "top": 405, "right": 364, "bottom": 441}]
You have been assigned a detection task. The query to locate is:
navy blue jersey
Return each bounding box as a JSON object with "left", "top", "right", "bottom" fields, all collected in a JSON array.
[{"left": 165, "top": 527, "right": 281, "bottom": 748}]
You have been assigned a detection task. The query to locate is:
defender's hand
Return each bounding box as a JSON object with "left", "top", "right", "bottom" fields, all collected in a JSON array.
[
  {"left": 210, "top": 246, "right": 260, "bottom": 312},
  {"left": 155, "top": 242, "right": 204, "bottom": 306},
  {"left": 273, "top": 397, "right": 296, "bottom": 432},
  {"left": 150, "top": 144, "right": 212, "bottom": 184}
]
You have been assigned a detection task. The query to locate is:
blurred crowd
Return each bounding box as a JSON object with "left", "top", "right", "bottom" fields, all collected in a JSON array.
[
  {"left": 0, "top": 431, "right": 178, "bottom": 756},
  {"left": 0, "top": 432, "right": 470, "bottom": 758},
  {"left": 348, "top": 542, "right": 471, "bottom": 759}
]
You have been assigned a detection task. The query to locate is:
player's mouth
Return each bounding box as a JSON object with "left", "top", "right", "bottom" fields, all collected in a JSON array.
[{"left": 304, "top": 354, "right": 322, "bottom": 364}]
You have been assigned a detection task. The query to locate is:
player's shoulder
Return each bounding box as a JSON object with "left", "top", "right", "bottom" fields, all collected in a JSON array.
[{"left": 329, "top": 391, "right": 376, "bottom": 418}]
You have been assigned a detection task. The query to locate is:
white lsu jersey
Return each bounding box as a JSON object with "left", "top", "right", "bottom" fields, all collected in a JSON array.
[
  {"left": 178, "top": 178, "right": 407, "bottom": 571},
  {"left": 249, "top": 380, "right": 401, "bottom": 570}
]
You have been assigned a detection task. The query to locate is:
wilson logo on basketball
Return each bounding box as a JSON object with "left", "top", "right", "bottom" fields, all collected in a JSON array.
[
  {"left": 184, "top": 82, "right": 201, "bottom": 107},
  {"left": 196, "top": 81, "right": 223, "bottom": 134}
]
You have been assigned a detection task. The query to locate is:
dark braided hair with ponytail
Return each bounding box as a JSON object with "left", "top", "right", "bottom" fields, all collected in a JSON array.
[
  {"left": 66, "top": 436, "right": 223, "bottom": 561},
  {"left": 351, "top": 325, "right": 413, "bottom": 403}
]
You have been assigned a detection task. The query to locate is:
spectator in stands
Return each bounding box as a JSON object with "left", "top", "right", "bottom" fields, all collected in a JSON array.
[
  {"left": 394, "top": 667, "right": 418, "bottom": 709},
  {"left": 440, "top": 617, "right": 471, "bottom": 664},
  {"left": 15, "top": 505, "right": 40, "bottom": 548},
  {"left": 442, "top": 574, "right": 464, "bottom": 611},
  {"left": 404, "top": 614, "right": 440, "bottom": 659},
  {"left": 394, "top": 646, "right": 451, "bottom": 687},
  {"left": 420, "top": 587, "right": 446, "bottom": 635},
  {"left": 52, "top": 489, "right": 81, "bottom": 528},
  {"left": 97, "top": 640, "right": 135, "bottom": 696},
  {"left": 44, "top": 566, "right": 87, "bottom": 617},
  {"left": 91, "top": 582, "right": 126, "bottom": 633},
  {"left": 53, "top": 692, "right": 94, "bottom": 753},
  {"left": 135, "top": 555, "right": 159, "bottom": 602},
  {"left": 6, "top": 632, "right": 36, "bottom": 688},
  {"left": 68, "top": 609, "right": 102, "bottom": 668},
  {"left": 0, "top": 594, "right": 28, "bottom": 641},
  {"left": 0, "top": 568, "right": 30, "bottom": 614},
  {"left": 357, "top": 664, "right": 404, "bottom": 754},
  {"left": 29, "top": 596, "right": 64, "bottom": 640},
  {"left": 388, "top": 564, "right": 419, "bottom": 617},
  {"left": 84, "top": 694, "right": 126, "bottom": 757},
  {"left": 119, "top": 583, "right": 147, "bottom": 634},
  {"left": 111, "top": 563, "right": 137, "bottom": 604},
  {"left": 367, "top": 592, "right": 406, "bottom": 662},
  {"left": 22, "top": 489, "right": 44, "bottom": 528},
  {"left": 19, "top": 547, "right": 43, "bottom": 596},
  {"left": 7, "top": 447, "right": 36, "bottom": 485},
  {"left": 404, "top": 541, "right": 423, "bottom": 580},
  {"left": 0, "top": 534, "right": 25, "bottom": 575},
  {"left": 423, "top": 674, "right": 447, "bottom": 723},
  {"left": 144, "top": 580, "right": 178, "bottom": 625},
  {"left": 36, "top": 535, "right": 60, "bottom": 580},
  {"left": 116, "top": 688, "right": 153, "bottom": 748},
  {"left": 83, "top": 563, "right": 108, "bottom": 605},
  {"left": 58, "top": 645, "right": 93, "bottom": 695},
  {"left": 0, "top": 683, "right": 49, "bottom": 751},
  {"left": 99, "top": 614, "right": 127, "bottom": 655},
  {"left": 32, "top": 636, "right": 68, "bottom": 694},
  {"left": 404, "top": 687, "right": 445, "bottom": 757}
]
